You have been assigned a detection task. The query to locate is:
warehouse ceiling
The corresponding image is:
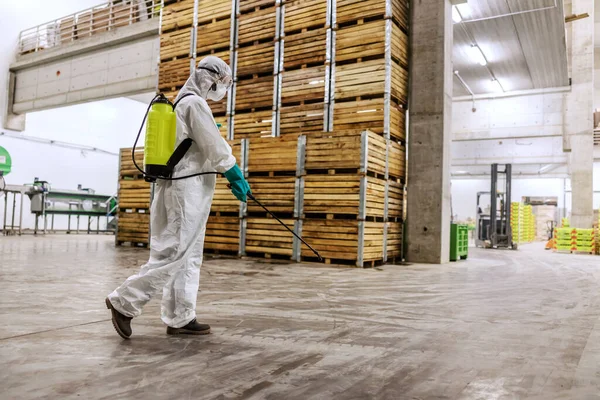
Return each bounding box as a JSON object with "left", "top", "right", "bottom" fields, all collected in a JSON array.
[{"left": 453, "top": 0, "right": 569, "bottom": 96}]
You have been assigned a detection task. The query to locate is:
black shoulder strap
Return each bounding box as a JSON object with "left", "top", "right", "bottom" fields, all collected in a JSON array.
[{"left": 172, "top": 92, "right": 195, "bottom": 110}]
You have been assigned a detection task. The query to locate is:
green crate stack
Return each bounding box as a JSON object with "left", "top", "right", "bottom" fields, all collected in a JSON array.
[
  {"left": 511, "top": 203, "right": 535, "bottom": 244},
  {"left": 574, "top": 228, "right": 596, "bottom": 254},
  {"left": 554, "top": 227, "right": 576, "bottom": 252},
  {"left": 450, "top": 223, "right": 468, "bottom": 262}
]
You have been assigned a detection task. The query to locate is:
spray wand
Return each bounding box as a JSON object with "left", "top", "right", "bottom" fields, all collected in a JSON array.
[{"left": 229, "top": 185, "right": 323, "bottom": 261}]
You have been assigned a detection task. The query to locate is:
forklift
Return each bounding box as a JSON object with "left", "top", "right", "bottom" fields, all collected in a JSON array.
[{"left": 475, "top": 164, "right": 517, "bottom": 249}]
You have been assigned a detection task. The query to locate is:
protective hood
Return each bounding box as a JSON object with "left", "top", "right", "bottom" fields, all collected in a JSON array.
[{"left": 175, "top": 56, "right": 232, "bottom": 103}]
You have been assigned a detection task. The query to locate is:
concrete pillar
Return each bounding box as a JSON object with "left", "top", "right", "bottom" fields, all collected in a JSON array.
[
  {"left": 564, "top": 0, "right": 594, "bottom": 228},
  {"left": 406, "top": 0, "right": 453, "bottom": 263}
]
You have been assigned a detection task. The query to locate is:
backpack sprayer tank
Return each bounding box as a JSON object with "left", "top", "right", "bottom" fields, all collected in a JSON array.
[{"left": 143, "top": 95, "right": 176, "bottom": 182}]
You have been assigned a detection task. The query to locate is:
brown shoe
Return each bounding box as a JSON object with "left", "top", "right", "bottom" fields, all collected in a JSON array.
[
  {"left": 166, "top": 319, "right": 211, "bottom": 335},
  {"left": 105, "top": 298, "right": 133, "bottom": 339}
]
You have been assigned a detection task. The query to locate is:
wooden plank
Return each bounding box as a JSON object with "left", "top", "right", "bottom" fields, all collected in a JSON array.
[
  {"left": 196, "top": 17, "right": 231, "bottom": 53},
  {"left": 234, "top": 75, "right": 275, "bottom": 111},
  {"left": 387, "top": 221, "right": 403, "bottom": 258},
  {"left": 283, "top": 0, "right": 329, "bottom": 33},
  {"left": 205, "top": 215, "right": 240, "bottom": 252},
  {"left": 158, "top": 58, "right": 190, "bottom": 89},
  {"left": 237, "top": 6, "right": 277, "bottom": 45},
  {"left": 161, "top": 0, "right": 194, "bottom": 32},
  {"left": 247, "top": 176, "right": 296, "bottom": 213},
  {"left": 247, "top": 136, "right": 298, "bottom": 173},
  {"left": 280, "top": 65, "right": 327, "bottom": 105},
  {"left": 232, "top": 109, "right": 273, "bottom": 139},
  {"left": 160, "top": 29, "right": 192, "bottom": 61},
  {"left": 238, "top": 0, "right": 277, "bottom": 13},
  {"left": 335, "top": 0, "right": 408, "bottom": 30},
  {"left": 198, "top": 0, "right": 232, "bottom": 25},
  {"left": 59, "top": 17, "right": 75, "bottom": 43},
  {"left": 333, "top": 97, "right": 406, "bottom": 140},
  {"left": 279, "top": 102, "right": 326, "bottom": 135},
  {"left": 237, "top": 41, "right": 276, "bottom": 77},
  {"left": 282, "top": 28, "right": 328, "bottom": 70},
  {"left": 246, "top": 217, "right": 294, "bottom": 256}
]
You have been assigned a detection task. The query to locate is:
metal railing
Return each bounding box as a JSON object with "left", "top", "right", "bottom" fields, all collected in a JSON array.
[{"left": 18, "top": 0, "right": 161, "bottom": 55}]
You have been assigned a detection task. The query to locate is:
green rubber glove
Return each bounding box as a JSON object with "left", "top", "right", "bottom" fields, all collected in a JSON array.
[{"left": 224, "top": 164, "right": 251, "bottom": 203}]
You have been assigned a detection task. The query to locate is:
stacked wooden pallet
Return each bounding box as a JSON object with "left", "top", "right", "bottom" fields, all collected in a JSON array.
[
  {"left": 276, "top": 0, "right": 331, "bottom": 135},
  {"left": 295, "top": 130, "right": 404, "bottom": 266},
  {"left": 116, "top": 148, "right": 152, "bottom": 247},
  {"left": 242, "top": 136, "right": 298, "bottom": 258},
  {"left": 159, "top": 0, "right": 194, "bottom": 100},
  {"left": 229, "top": 0, "right": 280, "bottom": 139},
  {"left": 330, "top": 0, "right": 409, "bottom": 140}
]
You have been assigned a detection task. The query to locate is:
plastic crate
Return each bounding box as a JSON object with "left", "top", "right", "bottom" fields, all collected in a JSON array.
[{"left": 450, "top": 223, "right": 468, "bottom": 262}]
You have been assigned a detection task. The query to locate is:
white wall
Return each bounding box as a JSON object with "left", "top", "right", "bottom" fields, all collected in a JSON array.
[
  {"left": 0, "top": 1, "right": 149, "bottom": 231},
  {"left": 452, "top": 163, "right": 600, "bottom": 224}
]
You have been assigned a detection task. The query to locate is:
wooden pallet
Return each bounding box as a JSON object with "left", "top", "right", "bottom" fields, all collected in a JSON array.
[
  {"left": 198, "top": 0, "right": 233, "bottom": 24},
  {"left": 159, "top": 58, "right": 190, "bottom": 90},
  {"left": 332, "top": 97, "right": 406, "bottom": 141},
  {"left": 117, "top": 211, "right": 150, "bottom": 245},
  {"left": 299, "top": 219, "right": 385, "bottom": 265},
  {"left": 387, "top": 221, "right": 402, "bottom": 259},
  {"left": 335, "top": 19, "right": 408, "bottom": 68},
  {"left": 59, "top": 17, "right": 76, "bottom": 43},
  {"left": 281, "top": 28, "right": 328, "bottom": 70},
  {"left": 120, "top": 147, "right": 145, "bottom": 178},
  {"left": 205, "top": 215, "right": 240, "bottom": 253},
  {"left": 280, "top": 65, "right": 327, "bottom": 105},
  {"left": 112, "top": 3, "right": 138, "bottom": 28},
  {"left": 237, "top": 6, "right": 278, "bottom": 46},
  {"left": 236, "top": 41, "right": 277, "bottom": 77},
  {"left": 282, "top": 0, "right": 329, "bottom": 34},
  {"left": 302, "top": 175, "right": 399, "bottom": 220},
  {"left": 234, "top": 75, "right": 276, "bottom": 111},
  {"left": 247, "top": 135, "right": 299, "bottom": 173},
  {"left": 196, "top": 17, "right": 231, "bottom": 53},
  {"left": 245, "top": 217, "right": 295, "bottom": 257},
  {"left": 118, "top": 181, "right": 151, "bottom": 210},
  {"left": 161, "top": 0, "right": 194, "bottom": 33},
  {"left": 303, "top": 130, "right": 400, "bottom": 177},
  {"left": 279, "top": 102, "right": 327, "bottom": 135},
  {"left": 335, "top": 59, "right": 408, "bottom": 105},
  {"left": 247, "top": 176, "right": 296, "bottom": 214},
  {"left": 160, "top": 29, "right": 192, "bottom": 61},
  {"left": 231, "top": 109, "right": 274, "bottom": 139},
  {"left": 388, "top": 140, "right": 405, "bottom": 179},
  {"left": 334, "top": 0, "right": 409, "bottom": 31}
]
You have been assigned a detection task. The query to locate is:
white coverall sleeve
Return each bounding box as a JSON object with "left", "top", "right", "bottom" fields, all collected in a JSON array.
[{"left": 186, "top": 98, "right": 237, "bottom": 173}]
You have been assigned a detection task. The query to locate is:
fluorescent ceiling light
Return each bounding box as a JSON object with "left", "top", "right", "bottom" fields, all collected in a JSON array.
[
  {"left": 454, "top": 170, "right": 469, "bottom": 174},
  {"left": 468, "top": 44, "right": 487, "bottom": 66},
  {"left": 490, "top": 78, "right": 504, "bottom": 93},
  {"left": 452, "top": 6, "right": 462, "bottom": 23}
]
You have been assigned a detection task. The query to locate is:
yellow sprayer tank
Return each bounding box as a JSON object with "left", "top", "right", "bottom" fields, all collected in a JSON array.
[{"left": 144, "top": 98, "right": 176, "bottom": 182}]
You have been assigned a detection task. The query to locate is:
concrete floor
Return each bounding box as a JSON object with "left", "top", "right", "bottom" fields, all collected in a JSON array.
[{"left": 1, "top": 236, "right": 600, "bottom": 400}]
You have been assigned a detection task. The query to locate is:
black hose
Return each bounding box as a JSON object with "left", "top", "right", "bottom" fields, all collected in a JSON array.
[
  {"left": 0, "top": 175, "right": 5, "bottom": 192},
  {"left": 248, "top": 193, "right": 323, "bottom": 262},
  {"left": 131, "top": 94, "right": 221, "bottom": 181}
]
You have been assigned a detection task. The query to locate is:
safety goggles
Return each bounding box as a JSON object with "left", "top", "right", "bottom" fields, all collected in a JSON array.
[{"left": 198, "top": 66, "right": 233, "bottom": 89}]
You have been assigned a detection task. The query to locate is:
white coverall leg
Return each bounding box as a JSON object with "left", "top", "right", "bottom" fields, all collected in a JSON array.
[{"left": 108, "top": 56, "right": 235, "bottom": 328}]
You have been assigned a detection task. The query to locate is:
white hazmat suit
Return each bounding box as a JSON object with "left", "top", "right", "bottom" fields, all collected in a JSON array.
[{"left": 108, "top": 57, "right": 236, "bottom": 328}]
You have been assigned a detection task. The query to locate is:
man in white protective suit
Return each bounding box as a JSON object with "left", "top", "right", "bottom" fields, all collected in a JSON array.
[{"left": 105, "top": 56, "right": 251, "bottom": 339}]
